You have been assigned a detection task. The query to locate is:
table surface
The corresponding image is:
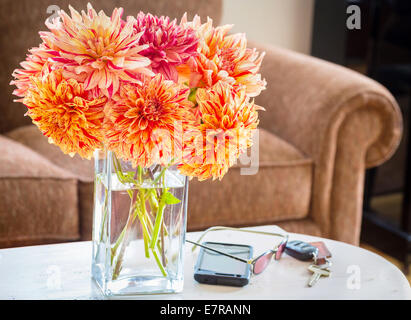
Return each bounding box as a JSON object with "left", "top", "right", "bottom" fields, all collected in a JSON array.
[{"left": 0, "top": 225, "right": 410, "bottom": 300}]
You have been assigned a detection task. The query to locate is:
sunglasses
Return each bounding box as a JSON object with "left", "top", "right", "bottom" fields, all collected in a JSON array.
[{"left": 186, "top": 226, "right": 289, "bottom": 275}]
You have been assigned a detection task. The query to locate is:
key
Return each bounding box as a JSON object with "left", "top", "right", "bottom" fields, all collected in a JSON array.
[
  {"left": 285, "top": 240, "right": 319, "bottom": 261},
  {"left": 307, "top": 264, "right": 331, "bottom": 287},
  {"left": 309, "top": 241, "right": 332, "bottom": 265}
]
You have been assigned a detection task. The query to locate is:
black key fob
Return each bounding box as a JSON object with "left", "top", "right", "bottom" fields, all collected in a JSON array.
[{"left": 285, "top": 240, "right": 318, "bottom": 261}]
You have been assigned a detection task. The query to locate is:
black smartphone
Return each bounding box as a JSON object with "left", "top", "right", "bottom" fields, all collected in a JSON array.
[{"left": 193, "top": 241, "right": 253, "bottom": 287}]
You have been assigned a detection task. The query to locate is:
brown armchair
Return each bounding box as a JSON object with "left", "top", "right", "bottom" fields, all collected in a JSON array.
[{"left": 0, "top": 0, "right": 402, "bottom": 248}]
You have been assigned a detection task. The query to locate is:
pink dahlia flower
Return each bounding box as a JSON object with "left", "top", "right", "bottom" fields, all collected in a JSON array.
[
  {"left": 41, "top": 4, "right": 153, "bottom": 97},
  {"left": 134, "top": 12, "right": 198, "bottom": 82}
]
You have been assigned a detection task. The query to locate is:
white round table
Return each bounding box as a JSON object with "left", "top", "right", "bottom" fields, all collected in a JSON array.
[
  {"left": 179, "top": 225, "right": 411, "bottom": 300},
  {"left": 0, "top": 225, "right": 409, "bottom": 299}
]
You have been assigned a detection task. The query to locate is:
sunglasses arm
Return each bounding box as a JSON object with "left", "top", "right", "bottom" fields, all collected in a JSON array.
[{"left": 191, "top": 226, "right": 287, "bottom": 252}]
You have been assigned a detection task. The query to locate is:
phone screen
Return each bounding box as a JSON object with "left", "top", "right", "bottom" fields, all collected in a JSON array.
[{"left": 197, "top": 242, "right": 252, "bottom": 276}]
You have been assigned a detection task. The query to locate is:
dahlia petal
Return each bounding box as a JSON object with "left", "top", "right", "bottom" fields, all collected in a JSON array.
[
  {"left": 84, "top": 70, "right": 100, "bottom": 90},
  {"left": 123, "top": 57, "right": 151, "bottom": 70},
  {"left": 74, "top": 64, "right": 92, "bottom": 74},
  {"left": 138, "top": 118, "right": 149, "bottom": 130},
  {"left": 119, "top": 70, "right": 140, "bottom": 83},
  {"left": 87, "top": 3, "right": 97, "bottom": 19},
  {"left": 111, "top": 56, "right": 125, "bottom": 68},
  {"left": 106, "top": 83, "right": 114, "bottom": 98},
  {"left": 98, "top": 68, "right": 112, "bottom": 89},
  {"left": 158, "top": 64, "right": 178, "bottom": 82},
  {"left": 68, "top": 5, "right": 83, "bottom": 23},
  {"left": 51, "top": 57, "right": 73, "bottom": 64}
]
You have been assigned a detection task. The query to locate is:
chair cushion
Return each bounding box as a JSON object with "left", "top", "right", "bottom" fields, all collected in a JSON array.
[
  {"left": 6, "top": 125, "right": 313, "bottom": 235},
  {"left": 0, "top": 134, "right": 79, "bottom": 247}
]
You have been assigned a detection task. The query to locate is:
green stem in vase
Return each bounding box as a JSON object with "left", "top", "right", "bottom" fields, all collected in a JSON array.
[
  {"left": 147, "top": 190, "right": 170, "bottom": 237},
  {"left": 109, "top": 154, "right": 173, "bottom": 279},
  {"left": 151, "top": 248, "right": 167, "bottom": 277},
  {"left": 99, "top": 187, "right": 108, "bottom": 243},
  {"left": 111, "top": 227, "right": 126, "bottom": 263},
  {"left": 148, "top": 188, "right": 159, "bottom": 213},
  {"left": 112, "top": 211, "right": 134, "bottom": 280},
  {"left": 111, "top": 155, "right": 140, "bottom": 279},
  {"left": 110, "top": 202, "right": 137, "bottom": 264},
  {"left": 142, "top": 227, "right": 150, "bottom": 258},
  {"left": 159, "top": 177, "right": 167, "bottom": 266},
  {"left": 160, "top": 219, "right": 166, "bottom": 266},
  {"left": 149, "top": 171, "right": 168, "bottom": 249},
  {"left": 138, "top": 190, "right": 151, "bottom": 258}
]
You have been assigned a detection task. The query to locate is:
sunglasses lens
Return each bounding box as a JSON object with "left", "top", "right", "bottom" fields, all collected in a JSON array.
[
  {"left": 253, "top": 251, "right": 273, "bottom": 275},
  {"left": 275, "top": 238, "right": 288, "bottom": 260}
]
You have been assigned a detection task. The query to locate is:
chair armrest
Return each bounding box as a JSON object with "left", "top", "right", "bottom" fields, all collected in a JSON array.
[
  {"left": 0, "top": 134, "right": 80, "bottom": 247},
  {"left": 252, "top": 43, "right": 403, "bottom": 244},
  {"left": 254, "top": 42, "right": 402, "bottom": 167}
]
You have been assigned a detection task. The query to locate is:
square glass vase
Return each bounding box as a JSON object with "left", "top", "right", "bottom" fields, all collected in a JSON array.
[{"left": 91, "top": 149, "right": 188, "bottom": 296}]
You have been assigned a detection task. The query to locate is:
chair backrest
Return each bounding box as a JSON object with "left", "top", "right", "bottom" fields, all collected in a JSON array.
[{"left": 0, "top": 0, "right": 222, "bottom": 133}]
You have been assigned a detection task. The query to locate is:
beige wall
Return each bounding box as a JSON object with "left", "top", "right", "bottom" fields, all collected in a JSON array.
[{"left": 221, "top": 0, "right": 315, "bottom": 54}]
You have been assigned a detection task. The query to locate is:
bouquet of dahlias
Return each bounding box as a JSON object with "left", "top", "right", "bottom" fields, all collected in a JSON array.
[{"left": 11, "top": 3, "right": 266, "bottom": 284}]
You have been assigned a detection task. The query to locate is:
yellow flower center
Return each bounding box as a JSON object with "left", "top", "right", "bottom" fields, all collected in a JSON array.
[{"left": 85, "top": 33, "right": 116, "bottom": 61}]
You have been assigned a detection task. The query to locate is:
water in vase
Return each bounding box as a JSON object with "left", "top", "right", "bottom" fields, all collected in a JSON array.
[{"left": 92, "top": 150, "right": 188, "bottom": 296}]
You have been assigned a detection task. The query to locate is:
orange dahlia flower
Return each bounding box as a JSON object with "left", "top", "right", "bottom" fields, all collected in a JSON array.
[
  {"left": 42, "top": 4, "right": 153, "bottom": 97},
  {"left": 178, "top": 81, "right": 263, "bottom": 181},
  {"left": 23, "top": 68, "right": 107, "bottom": 159},
  {"left": 104, "top": 74, "right": 195, "bottom": 168},
  {"left": 179, "top": 16, "right": 266, "bottom": 97}
]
